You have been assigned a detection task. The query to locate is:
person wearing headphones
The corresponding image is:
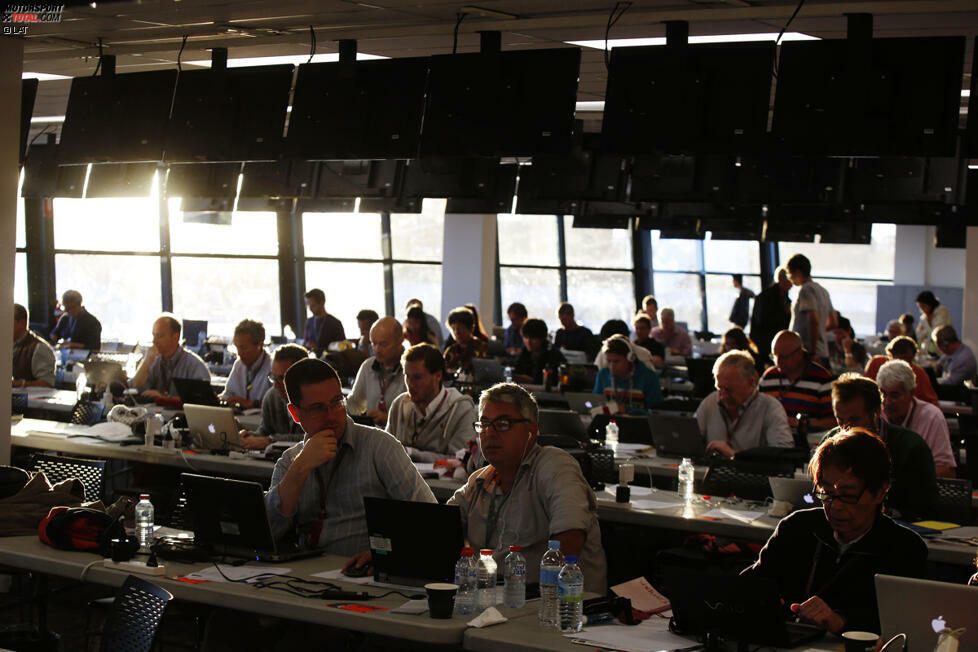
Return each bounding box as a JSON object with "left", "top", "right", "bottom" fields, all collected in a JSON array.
[
  {"left": 695, "top": 350, "right": 793, "bottom": 458},
  {"left": 592, "top": 335, "right": 663, "bottom": 414},
  {"left": 760, "top": 330, "right": 836, "bottom": 431},
  {"left": 447, "top": 383, "right": 607, "bottom": 593}
]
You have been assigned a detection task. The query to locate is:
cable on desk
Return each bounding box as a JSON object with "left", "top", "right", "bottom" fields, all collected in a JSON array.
[
  {"left": 79, "top": 558, "right": 101, "bottom": 582},
  {"left": 209, "top": 562, "right": 423, "bottom": 601}
]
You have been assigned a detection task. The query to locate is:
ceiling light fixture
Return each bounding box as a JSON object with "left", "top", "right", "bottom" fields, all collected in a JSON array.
[
  {"left": 30, "top": 115, "right": 66, "bottom": 124},
  {"left": 183, "top": 52, "right": 388, "bottom": 68},
  {"left": 459, "top": 5, "right": 519, "bottom": 19},
  {"left": 566, "top": 32, "right": 819, "bottom": 49},
  {"left": 22, "top": 72, "right": 71, "bottom": 81}
]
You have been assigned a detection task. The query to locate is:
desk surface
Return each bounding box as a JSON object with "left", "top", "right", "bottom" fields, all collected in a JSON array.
[{"left": 0, "top": 535, "right": 535, "bottom": 645}]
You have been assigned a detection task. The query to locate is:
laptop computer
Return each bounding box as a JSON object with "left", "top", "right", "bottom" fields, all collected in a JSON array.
[
  {"left": 181, "top": 473, "right": 322, "bottom": 562},
  {"left": 564, "top": 392, "right": 605, "bottom": 415},
  {"left": 649, "top": 412, "right": 706, "bottom": 459},
  {"left": 537, "top": 409, "right": 588, "bottom": 441},
  {"left": 471, "top": 358, "right": 505, "bottom": 385},
  {"left": 668, "top": 570, "right": 825, "bottom": 649},
  {"left": 78, "top": 360, "right": 128, "bottom": 393},
  {"left": 173, "top": 377, "right": 221, "bottom": 407},
  {"left": 769, "top": 477, "right": 820, "bottom": 511},
  {"left": 184, "top": 404, "right": 241, "bottom": 450},
  {"left": 876, "top": 574, "right": 978, "bottom": 651},
  {"left": 364, "top": 497, "right": 463, "bottom": 587},
  {"left": 589, "top": 414, "right": 653, "bottom": 445}
]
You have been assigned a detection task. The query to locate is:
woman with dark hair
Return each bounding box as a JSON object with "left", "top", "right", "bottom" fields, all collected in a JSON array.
[
  {"left": 721, "top": 326, "right": 766, "bottom": 374},
  {"left": 512, "top": 318, "right": 565, "bottom": 384},
  {"left": 592, "top": 335, "right": 663, "bottom": 413},
  {"left": 742, "top": 428, "right": 927, "bottom": 634},
  {"left": 404, "top": 306, "right": 437, "bottom": 347},
  {"left": 463, "top": 303, "right": 489, "bottom": 341},
  {"left": 915, "top": 291, "right": 951, "bottom": 357},
  {"left": 598, "top": 319, "right": 629, "bottom": 340}
]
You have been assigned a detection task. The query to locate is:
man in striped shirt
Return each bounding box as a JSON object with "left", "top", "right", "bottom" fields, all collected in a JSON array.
[{"left": 760, "top": 330, "right": 836, "bottom": 431}]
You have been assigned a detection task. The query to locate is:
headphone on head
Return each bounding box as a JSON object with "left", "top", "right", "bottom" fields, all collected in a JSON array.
[{"left": 610, "top": 335, "right": 635, "bottom": 362}]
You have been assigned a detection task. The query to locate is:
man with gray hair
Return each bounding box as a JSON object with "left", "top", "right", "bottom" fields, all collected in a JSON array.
[
  {"left": 878, "top": 359, "right": 956, "bottom": 477},
  {"left": 447, "top": 383, "right": 607, "bottom": 593},
  {"left": 883, "top": 319, "right": 904, "bottom": 341},
  {"left": 650, "top": 307, "right": 692, "bottom": 356},
  {"left": 933, "top": 325, "right": 977, "bottom": 386},
  {"left": 695, "top": 350, "right": 793, "bottom": 458},
  {"left": 221, "top": 319, "right": 272, "bottom": 409},
  {"left": 50, "top": 289, "right": 102, "bottom": 351}
]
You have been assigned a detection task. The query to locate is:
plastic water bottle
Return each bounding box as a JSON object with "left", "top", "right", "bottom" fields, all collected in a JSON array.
[
  {"left": 145, "top": 411, "right": 163, "bottom": 447},
  {"left": 75, "top": 370, "right": 88, "bottom": 400},
  {"left": 503, "top": 545, "right": 526, "bottom": 608},
  {"left": 539, "top": 540, "right": 564, "bottom": 627},
  {"left": 476, "top": 549, "right": 497, "bottom": 613},
  {"left": 605, "top": 419, "right": 619, "bottom": 451},
  {"left": 503, "top": 366, "right": 514, "bottom": 383},
  {"left": 558, "top": 555, "right": 584, "bottom": 633},
  {"left": 454, "top": 547, "right": 477, "bottom": 615},
  {"left": 679, "top": 457, "right": 695, "bottom": 500},
  {"left": 135, "top": 493, "right": 154, "bottom": 552}
]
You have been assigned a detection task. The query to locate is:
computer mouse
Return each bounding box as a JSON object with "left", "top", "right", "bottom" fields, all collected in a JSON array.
[{"left": 342, "top": 564, "right": 370, "bottom": 578}]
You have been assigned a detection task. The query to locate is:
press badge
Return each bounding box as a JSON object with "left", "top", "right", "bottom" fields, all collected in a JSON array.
[{"left": 369, "top": 536, "right": 392, "bottom": 554}]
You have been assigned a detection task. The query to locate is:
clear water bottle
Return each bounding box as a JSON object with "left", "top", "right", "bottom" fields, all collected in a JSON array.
[
  {"left": 75, "top": 370, "right": 88, "bottom": 400},
  {"left": 503, "top": 366, "right": 514, "bottom": 383},
  {"left": 476, "top": 549, "right": 497, "bottom": 613},
  {"left": 503, "top": 545, "right": 526, "bottom": 608},
  {"left": 454, "top": 547, "right": 477, "bottom": 615},
  {"left": 678, "top": 457, "right": 695, "bottom": 500},
  {"left": 145, "top": 411, "right": 163, "bottom": 447},
  {"left": 558, "top": 555, "right": 584, "bottom": 633},
  {"left": 605, "top": 419, "right": 619, "bottom": 451},
  {"left": 539, "top": 540, "right": 564, "bottom": 627},
  {"left": 135, "top": 493, "right": 154, "bottom": 552}
]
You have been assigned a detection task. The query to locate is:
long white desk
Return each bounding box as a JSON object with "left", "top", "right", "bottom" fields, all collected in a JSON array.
[{"left": 0, "top": 535, "right": 534, "bottom": 645}]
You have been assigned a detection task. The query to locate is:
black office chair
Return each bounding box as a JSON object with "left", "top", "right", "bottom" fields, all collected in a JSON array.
[
  {"left": 29, "top": 453, "right": 106, "bottom": 503},
  {"left": 935, "top": 477, "right": 973, "bottom": 525},
  {"left": 11, "top": 392, "right": 28, "bottom": 415},
  {"left": 98, "top": 575, "right": 173, "bottom": 652},
  {"left": 700, "top": 459, "right": 796, "bottom": 502},
  {"left": 69, "top": 400, "right": 105, "bottom": 426}
]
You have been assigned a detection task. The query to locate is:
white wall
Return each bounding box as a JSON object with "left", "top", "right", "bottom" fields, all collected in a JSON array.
[
  {"left": 440, "top": 213, "right": 497, "bottom": 334},
  {"left": 893, "top": 224, "right": 965, "bottom": 288}
]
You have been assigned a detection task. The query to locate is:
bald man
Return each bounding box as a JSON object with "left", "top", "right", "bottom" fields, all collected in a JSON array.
[
  {"left": 346, "top": 316, "right": 407, "bottom": 426},
  {"left": 759, "top": 330, "right": 836, "bottom": 430}
]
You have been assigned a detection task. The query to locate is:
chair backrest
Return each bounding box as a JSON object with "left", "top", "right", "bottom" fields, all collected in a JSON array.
[
  {"left": 935, "top": 477, "right": 973, "bottom": 525},
  {"left": 30, "top": 453, "right": 106, "bottom": 502},
  {"left": 100, "top": 574, "right": 173, "bottom": 652},
  {"left": 70, "top": 400, "right": 105, "bottom": 426},
  {"left": 701, "top": 459, "right": 795, "bottom": 502},
  {"left": 11, "top": 393, "right": 28, "bottom": 415}
]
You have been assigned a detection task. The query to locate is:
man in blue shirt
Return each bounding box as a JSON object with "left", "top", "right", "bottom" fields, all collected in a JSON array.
[
  {"left": 50, "top": 290, "right": 101, "bottom": 351},
  {"left": 593, "top": 335, "right": 663, "bottom": 413}
]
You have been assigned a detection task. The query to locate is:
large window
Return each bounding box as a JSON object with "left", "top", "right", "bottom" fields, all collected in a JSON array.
[
  {"left": 53, "top": 196, "right": 162, "bottom": 342},
  {"left": 564, "top": 222, "right": 635, "bottom": 331},
  {"left": 778, "top": 224, "right": 896, "bottom": 336},
  {"left": 391, "top": 199, "right": 445, "bottom": 323},
  {"left": 498, "top": 214, "right": 562, "bottom": 332},
  {"left": 15, "top": 192, "right": 27, "bottom": 307}
]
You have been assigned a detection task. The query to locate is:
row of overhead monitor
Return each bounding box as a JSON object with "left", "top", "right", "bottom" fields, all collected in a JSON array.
[{"left": 27, "top": 34, "right": 976, "bottom": 164}]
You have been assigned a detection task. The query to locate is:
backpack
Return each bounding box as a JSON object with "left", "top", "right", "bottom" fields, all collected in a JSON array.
[{"left": 38, "top": 506, "right": 127, "bottom": 556}]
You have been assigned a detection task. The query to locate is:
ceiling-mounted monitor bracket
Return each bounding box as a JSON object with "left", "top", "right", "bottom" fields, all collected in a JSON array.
[
  {"left": 100, "top": 54, "right": 115, "bottom": 76},
  {"left": 212, "top": 48, "right": 228, "bottom": 70},
  {"left": 338, "top": 39, "right": 357, "bottom": 63},
  {"left": 480, "top": 31, "right": 501, "bottom": 54}
]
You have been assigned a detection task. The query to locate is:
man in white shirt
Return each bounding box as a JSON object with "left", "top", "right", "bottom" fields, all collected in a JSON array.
[
  {"left": 785, "top": 253, "right": 836, "bottom": 364},
  {"left": 347, "top": 317, "right": 406, "bottom": 427},
  {"left": 221, "top": 319, "right": 272, "bottom": 409}
]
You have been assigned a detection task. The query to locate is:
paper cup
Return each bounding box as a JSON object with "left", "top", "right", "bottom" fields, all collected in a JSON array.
[
  {"left": 842, "top": 631, "right": 879, "bottom": 652},
  {"left": 424, "top": 582, "right": 458, "bottom": 619}
]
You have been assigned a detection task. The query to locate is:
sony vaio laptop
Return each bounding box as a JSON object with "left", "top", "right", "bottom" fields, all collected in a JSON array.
[
  {"left": 649, "top": 412, "right": 706, "bottom": 459},
  {"left": 181, "top": 473, "right": 322, "bottom": 562},
  {"left": 537, "top": 409, "right": 589, "bottom": 441},
  {"left": 183, "top": 404, "right": 240, "bottom": 450},
  {"left": 876, "top": 574, "right": 978, "bottom": 651},
  {"left": 363, "top": 497, "right": 463, "bottom": 587},
  {"left": 668, "top": 570, "right": 824, "bottom": 649}
]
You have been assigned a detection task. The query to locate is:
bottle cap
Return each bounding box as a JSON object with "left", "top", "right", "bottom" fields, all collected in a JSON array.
[
  {"left": 565, "top": 555, "right": 578, "bottom": 564},
  {"left": 480, "top": 548, "right": 493, "bottom": 556},
  {"left": 509, "top": 545, "right": 522, "bottom": 552},
  {"left": 548, "top": 540, "right": 560, "bottom": 549},
  {"left": 461, "top": 547, "right": 475, "bottom": 557},
  {"left": 139, "top": 493, "right": 150, "bottom": 500}
]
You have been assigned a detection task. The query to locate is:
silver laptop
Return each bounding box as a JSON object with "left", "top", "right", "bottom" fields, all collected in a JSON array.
[
  {"left": 876, "top": 574, "right": 978, "bottom": 651},
  {"left": 184, "top": 404, "right": 241, "bottom": 451},
  {"left": 470, "top": 358, "right": 505, "bottom": 384},
  {"left": 564, "top": 392, "right": 605, "bottom": 414},
  {"left": 769, "top": 477, "right": 820, "bottom": 511},
  {"left": 649, "top": 412, "right": 706, "bottom": 459}
]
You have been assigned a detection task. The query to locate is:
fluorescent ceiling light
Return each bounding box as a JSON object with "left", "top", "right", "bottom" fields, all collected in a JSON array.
[
  {"left": 567, "top": 32, "right": 819, "bottom": 49},
  {"left": 575, "top": 101, "right": 605, "bottom": 112},
  {"left": 30, "top": 115, "right": 65, "bottom": 124},
  {"left": 184, "top": 52, "right": 387, "bottom": 68},
  {"left": 23, "top": 72, "right": 70, "bottom": 81}
]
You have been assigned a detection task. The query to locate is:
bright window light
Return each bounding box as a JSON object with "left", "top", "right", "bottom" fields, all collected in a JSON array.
[
  {"left": 30, "top": 115, "right": 65, "bottom": 124},
  {"left": 184, "top": 52, "right": 388, "bottom": 68},
  {"left": 566, "top": 32, "right": 819, "bottom": 49},
  {"left": 22, "top": 72, "right": 70, "bottom": 81},
  {"left": 964, "top": 89, "right": 971, "bottom": 98},
  {"left": 575, "top": 101, "right": 605, "bottom": 112}
]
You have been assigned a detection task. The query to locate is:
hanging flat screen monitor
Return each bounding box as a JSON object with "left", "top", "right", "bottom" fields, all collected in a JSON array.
[
  {"left": 420, "top": 47, "right": 581, "bottom": 157},
  {"left": 165, "top": 64, "right": 293, "bottom": 162},
  {"left": 20, "top": 78, "right": 37, "bottom": 163},
  {"left": 601, "top": 42, "right": 775, "bottom": 155},
  {"left": 59, "top": 70, "right": 177, "bottom": 164},
  {"left": 287, "top": 57, "right": 428, "bottom": 160},
  {"left": 772, "top": 36, "right": 965, "bottom": 157}
]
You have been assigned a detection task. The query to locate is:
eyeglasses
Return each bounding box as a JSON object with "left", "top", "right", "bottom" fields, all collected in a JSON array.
[
  {"left": 294, "top": 395, "right": 345, "bottom": 416},
  {"left": 267, "top": 373, "right": 286, "bottom": 384},
  {"left": 473, "top": 416, "right": 532, "bottom": 433},
  {"left": 814, "top": 486, "right": 866, "bottom": 505},
  {"left": 773, "top": 347, "right": 802, "bottom": 360}
]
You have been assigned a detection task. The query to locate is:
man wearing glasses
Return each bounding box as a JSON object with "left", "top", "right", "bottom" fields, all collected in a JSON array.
[
  {"left": 447, "top": 384, "right": 607, "bottom": 593},
  {"left": 743, "top": 428, "right": 927, "bottom": 635},
  {"left": 239, "top": 344, "right": 309, "bottom": 450},
  {"left": 760, "top": 330, "right": 836, "bottom": 431},
  {"left": 264, "top": 358, "right": 435, "bottom": 556}
]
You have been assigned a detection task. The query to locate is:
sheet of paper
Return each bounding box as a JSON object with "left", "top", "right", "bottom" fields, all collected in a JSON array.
[
  {"left": 614, "top": 443, "right": 653, "bottom": 455},
  {"left": 699, "top": 507, "right": 767, "bottom": 522},
  {"left": 413, "top": 462, "right": 436, "bottom": 474},
  {"left": 566, "top": 617, "right": 696, "bottom": 652},
  {"left": 631, "top": 497, "right": 684, "bottom": 511},
  {"left": 610, "top": 577, "right": 670, "bottom": 613},
  {"left": 85, "top": 421, "right": 136, "bottom": 441},
  {"left": 390, "top": 599, "right": 429, "bottom": 615},
  {"left": 310, "top": 569, "right": 424, "bottom": 593},
  {"left": 939, "top": 526, "right": 978, "bottom": 538},
  {"left": 183, "top": 564, "right": 291, "bottom": 583},
  {"left": 602, "top": 484, "right": 655, "bottom": 500}
]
